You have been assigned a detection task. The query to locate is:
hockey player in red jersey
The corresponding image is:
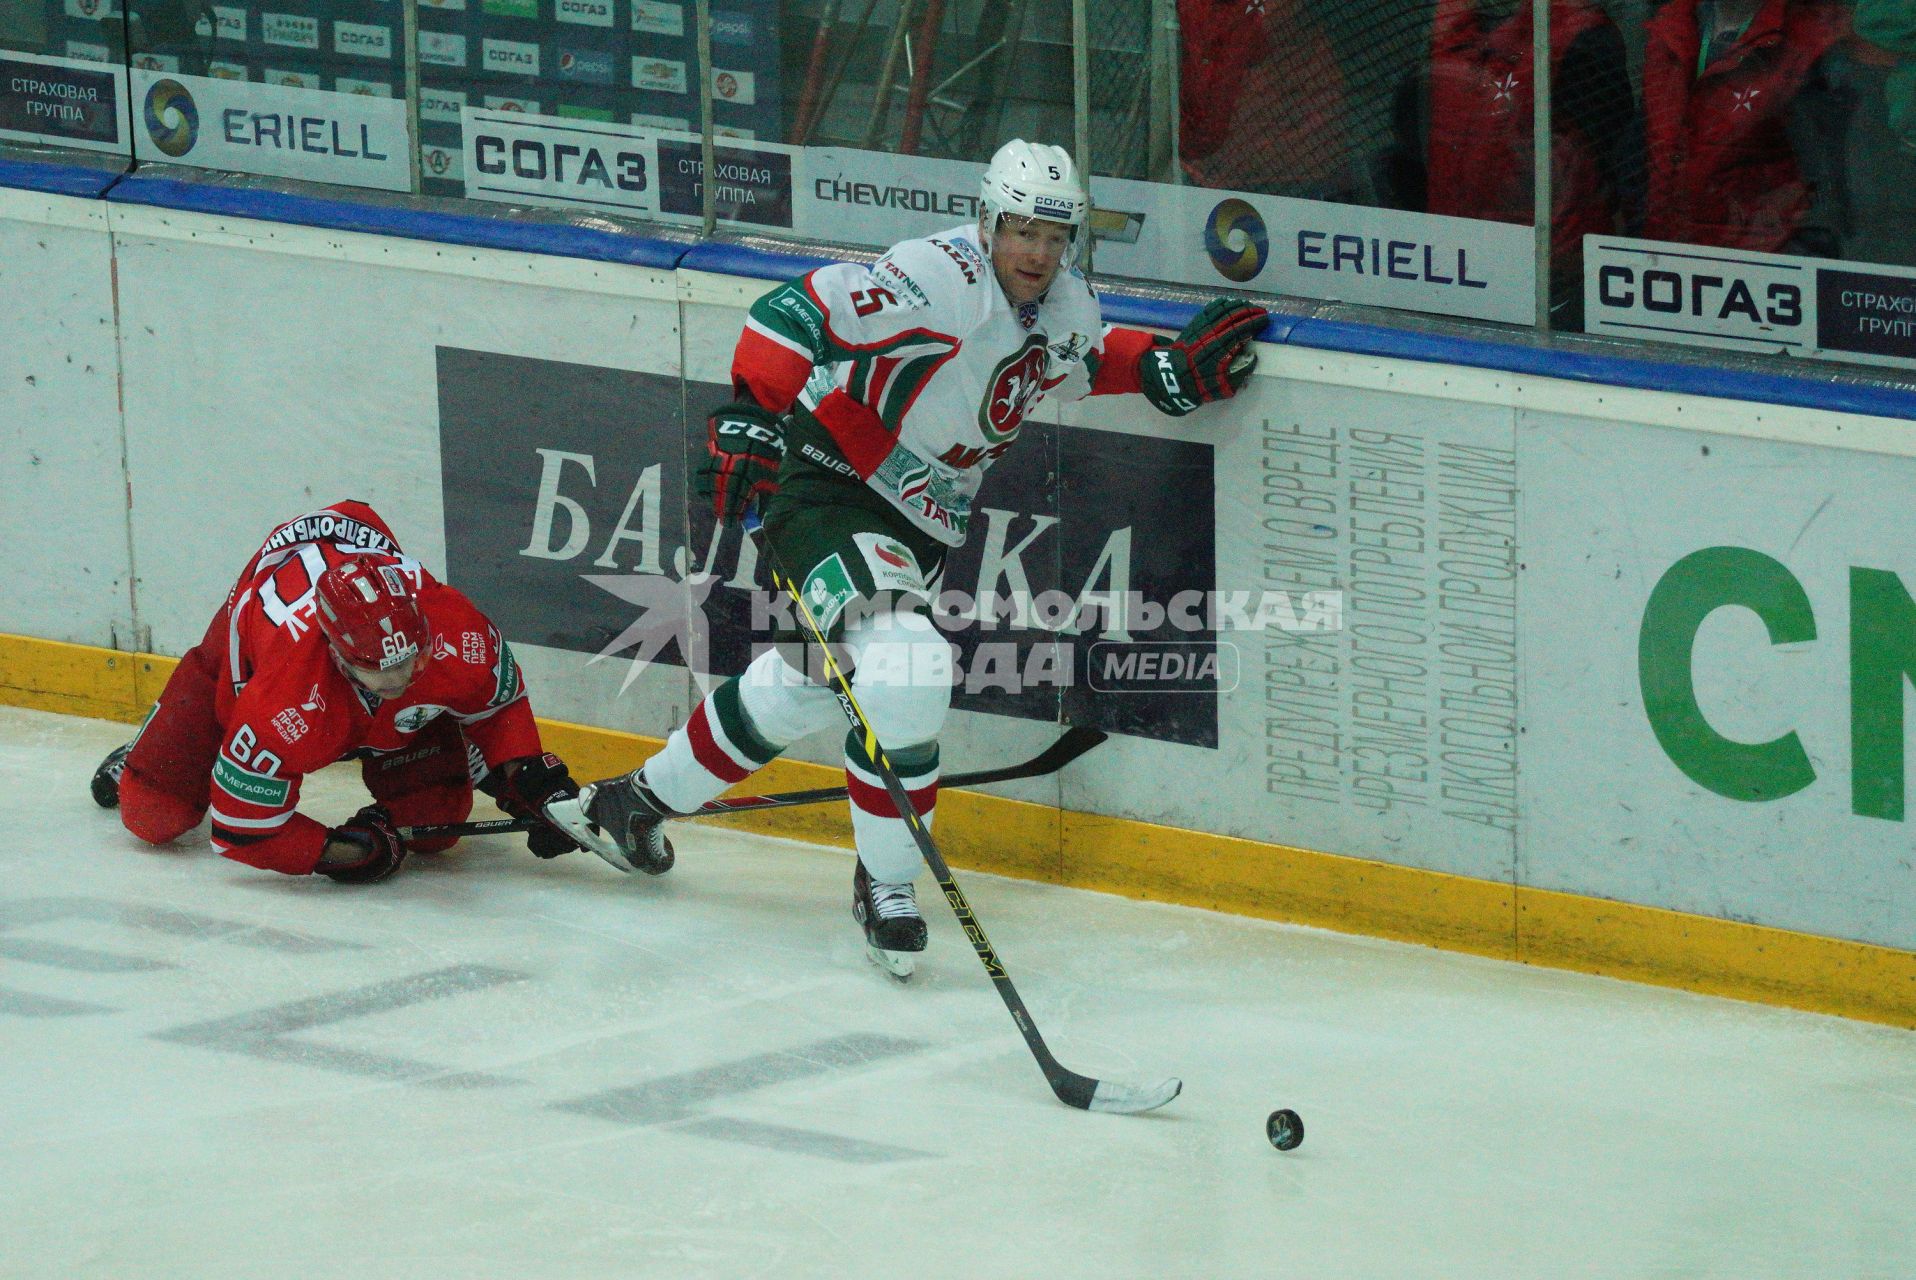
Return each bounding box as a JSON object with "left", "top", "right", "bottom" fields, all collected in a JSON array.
[
  {"left": 546, "top": 140, "right": 1268, "bottom": 974},
  {"left": 90, "top": 503, "right": 588, "bottom": 883}
]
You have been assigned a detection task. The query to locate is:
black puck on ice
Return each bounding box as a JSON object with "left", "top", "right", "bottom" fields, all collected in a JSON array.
[{"left": 1266, "top": 1108, "right": 1304, "bottom": 1151}]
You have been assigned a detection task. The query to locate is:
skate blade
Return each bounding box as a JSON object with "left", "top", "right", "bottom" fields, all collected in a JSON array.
[
  {"left": 865, "top": 943, "right": 915, "bottom": 981},
  {"left": 542, "top": 792, "right": 638, "bottom": 874}
]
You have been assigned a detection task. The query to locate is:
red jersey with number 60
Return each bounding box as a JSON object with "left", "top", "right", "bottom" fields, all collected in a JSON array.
[{"left": 205, "top": 547, "right": 540, "bottom": 874}]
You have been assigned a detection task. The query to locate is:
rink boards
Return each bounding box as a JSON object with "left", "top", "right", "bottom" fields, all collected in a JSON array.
[{"left": 2, "top": 181, "right": 1912, "bottom": 1026}]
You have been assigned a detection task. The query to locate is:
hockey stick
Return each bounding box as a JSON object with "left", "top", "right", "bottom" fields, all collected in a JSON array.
[
  {"left": 395, "top": 727, "right": 1106, "bottom": 842},
  {"left": 755, "top": 531, "right": 1181, "bottom": 1115}
]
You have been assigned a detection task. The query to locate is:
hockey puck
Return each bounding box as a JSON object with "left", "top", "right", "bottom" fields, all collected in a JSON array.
[{"left": 1266, "top": 1108, "right": 1304, "bottom": 1151}]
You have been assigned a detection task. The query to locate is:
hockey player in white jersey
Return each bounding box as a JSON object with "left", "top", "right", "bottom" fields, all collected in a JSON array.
[{"left": 548, "top": 140, "right": 1267, "bottom": 975}]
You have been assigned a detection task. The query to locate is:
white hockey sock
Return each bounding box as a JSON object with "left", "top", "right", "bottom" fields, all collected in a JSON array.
[{"left": 642, "top": 647, "right": 837, "bottom": 814}]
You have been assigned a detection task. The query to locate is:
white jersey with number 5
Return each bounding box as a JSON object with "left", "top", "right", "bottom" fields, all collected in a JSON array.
[{"left": 730, "top": 222, "right": 1153, "bottom": 545}]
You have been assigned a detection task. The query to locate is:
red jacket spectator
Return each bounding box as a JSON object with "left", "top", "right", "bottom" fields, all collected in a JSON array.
[
  {"left": 1642, "top": 0, "right": 1852, "bottom": 253},
  {"left": 1381, "top": 0, "right": 1642, "bottom": 326},
  {"left": 1179, "top": 0, "right": 1361, "bottom": 201}
]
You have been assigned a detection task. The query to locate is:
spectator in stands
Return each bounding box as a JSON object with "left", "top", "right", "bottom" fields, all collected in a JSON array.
[
  {"left": 1377, "top": 0, "right": 1642, "bottom": 330},
  {"left": 1845, "top": 0, "right": 1916, "bottom": 266},
  {"left": 1640, "top": 0, "right": 1853, "bottom": 256},
  {"left": 1178, "top": 0, "right": 1368, "bottom": 203}
]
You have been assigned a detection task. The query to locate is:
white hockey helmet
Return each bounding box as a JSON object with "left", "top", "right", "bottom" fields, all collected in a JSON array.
[{"left": 980, "top": 139, "right": 1089, "bottom": 270}]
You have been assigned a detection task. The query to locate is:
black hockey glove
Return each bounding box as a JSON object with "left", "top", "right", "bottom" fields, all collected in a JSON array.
[
  {"left": 696, "top": 400, "right": 785, "bottom": 525},
  {"left": 319, "top": 805, "right": 408, "bottom": 884},
  {"left": 1138, "top": 297, "right": 1268, "bottom": 416},
  {"left": 481, "top": 753, "right": 582, "bottom": 859}
]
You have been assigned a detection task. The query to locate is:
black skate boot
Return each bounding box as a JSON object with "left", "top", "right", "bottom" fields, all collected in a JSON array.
[
  {"left": 545, "top": 771, "right": 676, "bottom": 875},
  {"left": 91, "top": 742, "right": 133, "bottom": 809},
  {"left": 854, "top": 860, "right": 927, "bottom": 979}
]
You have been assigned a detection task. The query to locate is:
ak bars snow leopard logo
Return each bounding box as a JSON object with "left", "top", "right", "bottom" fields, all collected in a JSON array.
[{"left": 435, "top": 347, "right": 1227, "bottom": 747}]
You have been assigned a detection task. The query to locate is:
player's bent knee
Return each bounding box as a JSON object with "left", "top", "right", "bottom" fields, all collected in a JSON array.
[
  {"left": 843, "top": 607, "right": 951, "bottom": 747},
  {"left": 118, "top": 777, "right": 204, "bottom": 845}
]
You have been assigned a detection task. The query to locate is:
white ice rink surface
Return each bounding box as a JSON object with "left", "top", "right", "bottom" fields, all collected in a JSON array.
[{"left": 4, "top": 706, "right": 1914, "bottom": 1279}]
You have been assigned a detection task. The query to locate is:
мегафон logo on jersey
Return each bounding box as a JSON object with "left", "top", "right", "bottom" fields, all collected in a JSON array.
[{"left": 434, "top": 348, "right": 1229, "bottom": 747}]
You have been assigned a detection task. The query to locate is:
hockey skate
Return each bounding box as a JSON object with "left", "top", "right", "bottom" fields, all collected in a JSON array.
[
  {"left": 543, "top": 771, "right": 676, "bottom": 875},
  {"left": 91, "top": 741, "right": 133, "bottom": 809},
  {"left": 854, "top": 860, "right": 927, "bottom": 980}
]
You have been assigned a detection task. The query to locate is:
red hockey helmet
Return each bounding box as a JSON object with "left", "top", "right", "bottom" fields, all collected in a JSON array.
[{"left": 313, "top": 558, "right": 426, "bottom": 672}]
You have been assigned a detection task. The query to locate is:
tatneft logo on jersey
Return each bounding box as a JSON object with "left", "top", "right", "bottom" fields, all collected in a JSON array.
[
  {"left": 420, "top": 31, "right": 468, "bottom": 67},
  {"left": 632, "top": 59, "right": 687, "bottom": 93},
  {"left": 632, "top": 0, "right": 683, "bottom": 34},
  {"left": 483, "top": 39, "right": 540, "bottom": 76},
  {"left": 557, "top": 0, "right": 613, "bottom": 26},
  {"left": 262, "top": 12, "right": 320, "bottom": 48},
  {"left": 334, "top": 22, "right": 393, "bottom": 58},
  {"left": 558, "top": 47, "right": 613, "bottom": 85}
]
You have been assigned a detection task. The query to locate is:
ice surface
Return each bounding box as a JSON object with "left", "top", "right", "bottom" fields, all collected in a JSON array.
[{"left": 3, "top": 706, "right": 1913, "bottom": 1279}]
